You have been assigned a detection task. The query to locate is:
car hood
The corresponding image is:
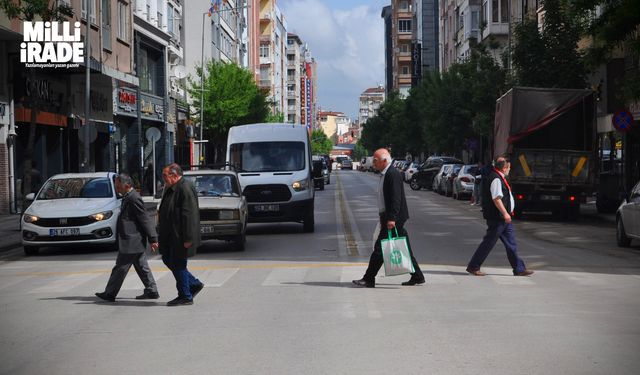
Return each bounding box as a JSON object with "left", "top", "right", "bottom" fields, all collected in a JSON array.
[
  {"left": 198, "top": 197, "right": 242, "bottom": 210},
  {"left": 27, "top": 198, "right": 117, "bottom": 218}
]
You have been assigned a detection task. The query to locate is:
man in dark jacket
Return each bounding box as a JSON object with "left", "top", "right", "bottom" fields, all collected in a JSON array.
[
  {"left": 466, "top": 157, "right": 534, "bottom": 277},
  {"left": 353, "top": 148, "right": 425, "bottom": 288},
  {"left": 95, "top": 173, "right": 159, "bottom": 302},
  {"left": 158, "top": 163, "right": 204, "bottom": 306}
]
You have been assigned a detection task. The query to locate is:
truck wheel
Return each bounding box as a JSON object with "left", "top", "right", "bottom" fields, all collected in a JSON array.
[
  {"left": 303, "top": 208, "right": 315, "bottom": 233},
  {"left": 617, "top": 217, "right": 632, "bottom": 247},
  {"left": 409, "top": 177, "right": 421, "bottom": 191},
  {"left": 24, "top": 245, "right": 39, "bottom": 256}
]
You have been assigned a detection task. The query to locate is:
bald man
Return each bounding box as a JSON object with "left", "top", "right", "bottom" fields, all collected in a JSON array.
[{"left": 353, "top": 148, "right": 425, "bottom": 287}]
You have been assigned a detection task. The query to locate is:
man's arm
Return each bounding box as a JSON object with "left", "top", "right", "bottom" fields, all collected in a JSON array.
[
  {"left": 131, "top": 194, "right": 159, "bottom": 249},
  {"left": 387, "top": 169, "right": 402, "bottom": 228},
  {"left": 490, "top": 178, "right": 511, "bottom": 223}
]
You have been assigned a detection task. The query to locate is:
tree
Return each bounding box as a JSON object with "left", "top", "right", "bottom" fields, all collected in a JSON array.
[
  {"left": 310, "top": 129, "right": 332, "bottom": 155},
  {"left": 512, "top": 0, "right": 587, "bottom": 89},
  {"left": 265, "top": 111, "right": 285, "bottom": 123},
  {"left": 353, "top": 142, "right": 367, "bottom": 160},
  {"left": 187, "top": 61, "right": 270, "bottom": 163},
  {"left": 0, "top": 0, "right": 73, "bottom": 198}
]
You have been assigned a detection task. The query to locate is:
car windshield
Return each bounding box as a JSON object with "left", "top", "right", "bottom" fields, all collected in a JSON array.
[
  {"left": 464, "top": 166, "right": 479, "bottom": 175},
  {"left": 184, "top": 174, "right": 240, "bottom": 197},
  {"left": 229, "top": 141, "right": 306, "bottom": 172},
  {"left": 37, "top": 178, "right": 113, "bottom": 199}
]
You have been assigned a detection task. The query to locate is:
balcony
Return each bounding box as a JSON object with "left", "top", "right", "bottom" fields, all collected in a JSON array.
[
  {"left": 481, "top": 22, "right": 509, "bottom": 41},
  {"left": 397, "top": 52, "right": 411, "bottom": 62},
  {"left": 259, "top": 79, "right": 271, "bottom": 87},
  {"left": 287, "top": 91, "right": 297, "bottom": 99}
]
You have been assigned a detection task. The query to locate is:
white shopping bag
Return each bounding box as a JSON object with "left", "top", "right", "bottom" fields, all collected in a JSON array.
[{"left": 381, "top": 229, "right": 415, "bottom": 276}]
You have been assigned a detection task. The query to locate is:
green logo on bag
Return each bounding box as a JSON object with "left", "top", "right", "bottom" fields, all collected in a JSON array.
[{"left": 390, "top": 249, "right": 402, "bottom": 265}]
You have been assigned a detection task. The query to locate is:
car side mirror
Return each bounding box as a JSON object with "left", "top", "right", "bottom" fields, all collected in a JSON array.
[{"left": 25, "top": 193, "right": 35, "bottom": 201}]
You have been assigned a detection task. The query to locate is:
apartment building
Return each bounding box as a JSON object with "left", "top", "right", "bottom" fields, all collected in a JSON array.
[
  {"left": 414, "top": 0, "right": 440, "bottom": 74},
  {"left": 286, "top": 33, "right": 303, "bottom": 124},
  {"left": 359, "top": 86, "right": 386, "bottom": 125},
  {"left": 258, "top": 0, "right": 287, "bottom": 116}
]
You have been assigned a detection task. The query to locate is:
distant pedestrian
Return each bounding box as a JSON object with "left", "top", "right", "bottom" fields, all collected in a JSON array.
[
  {"left": 95, "top": 173, "right": 159, "bottom": 302},
  {"left": 466, "top": 157, "right": 534, "bottom": 277},
  {"left": 158, "top": 163, "right": 204, "bottom": 306},
  {"left": 353, "top": 148, "right": 425, "bottom": 287}
]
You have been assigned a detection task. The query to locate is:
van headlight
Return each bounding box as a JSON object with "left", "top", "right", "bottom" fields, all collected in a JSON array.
[
  {"left": 90, "top": 211, "right": 113, "bottom": 221},
  {"left": 219, "top": 210, "right": 239, "bottom": 220},
  {"left": 23, "top": 214, "right": 39, "bottom": 223},
  {"left": 292, "top": 179, "right": 309, "bottom": 192}
]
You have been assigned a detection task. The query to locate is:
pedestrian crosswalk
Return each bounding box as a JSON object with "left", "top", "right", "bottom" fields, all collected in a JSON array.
[{"left": 1, "top": 261, "right": 639, "bottom": 296}]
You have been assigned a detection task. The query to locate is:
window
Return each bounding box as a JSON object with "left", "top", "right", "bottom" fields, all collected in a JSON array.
[
  {"left": 483, "top": 2, "right": 488, "bottom": 26},
  {"left": 259, "top": 44, "right": 270, "bottom": 58},
  {"left": 471, "top": 11, "right": 479, "bottom": 30},
  {"left": 82, "top": 0, "right": 97, "bottom": 23},
  {"left": 492, "top": 0, "right": 498, "bottom": 22},
  {"left": 167, "top": 5, "right": 174, "bottom": 35},
  {"left": 398, "top": 19, "right": 412, "bottom": 33},
  {"left": 399, "top": 1, "right": 409, "bottom": 10},
  {"left": 117, "top": 1, "right": 130, "bottom": 41},
  {"left": 501, "top": 0, "right": 508, "bottom": 22},
  {"left": 400, "top": 43, "right": 409, "bottom": 53},
  {"left": 401, "top": 66, "right": 409, "bottom": 75},
  {"left": 102, "top": 0, "right": 111, "bottom": 50},
  {"left": 156, "top": 0, "right": 163, "bottom": 28},
  {"left": 146, "top": 2, "right": 151, "bottom": 21}
]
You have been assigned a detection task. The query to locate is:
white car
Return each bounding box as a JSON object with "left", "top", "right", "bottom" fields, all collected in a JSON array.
[
  {"left": 21, "top": 172, "right": 120, "bottom": 255},
  {"left": 404, "top": 162, "right": 420, "bottom": 182},
  {"left": 616, "top": 180, "right": 640, "bottom": 247}
]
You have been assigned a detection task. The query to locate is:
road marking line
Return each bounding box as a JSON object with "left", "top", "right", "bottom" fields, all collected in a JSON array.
[
  {"left": 489, "top": 275, "right": 535, "bottom": 285},
  {"left": 120, "top": 270, "right": 171, "bottom": 290},
  {"left": 28, "top": 273, "right": 102, "bottom": 294},
  {"left": 336, "top": 172, "right": 359, "bottom": 256},
  {"left": 340, "top": 266, "right": 365, "bottom": 284},
  {"left": 195, "top": 268, "right": 239, "bottom": 287},
  {"left": 0, "top": 276, "right": 34, "bottom": 292},
  {"left": 262, "top": 267, "right": 308, "bottom": 286}
]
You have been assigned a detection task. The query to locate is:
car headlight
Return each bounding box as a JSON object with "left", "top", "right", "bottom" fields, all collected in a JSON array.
[
  {"left": 90, "top": 211, "right": 114, "bottom": 221},
  {"left": 219, "top": 210, "right": 239, "bottom": 220},
  {"left": 292, "top": 179, "right": 309, "bottom": 192},
  {"left": 23, "top": 214, "right": 39, "bottom": 223}
]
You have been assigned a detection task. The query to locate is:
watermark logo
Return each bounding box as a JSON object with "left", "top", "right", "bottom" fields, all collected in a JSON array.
[{"left": 20, "top": 21, "right": 84, "bottom": 68}]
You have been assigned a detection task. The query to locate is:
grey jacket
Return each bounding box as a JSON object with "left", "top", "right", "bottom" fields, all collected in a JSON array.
[{"left": 117, "top": 189, "right": 158, "bottom": 254}]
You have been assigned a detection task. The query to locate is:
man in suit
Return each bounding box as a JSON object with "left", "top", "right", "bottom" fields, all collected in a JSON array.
[
  {"left": 466, "top": 157, "right": 534, "bottom": 277},
  {"left": 95, "top": 173, "right": 159, "bottom": 302},
  {"left": 353, "top": 148, "right": 425, "bottom": 288},
  {"left": 158, "top": 163, "right": 204, "bottom": 306}
]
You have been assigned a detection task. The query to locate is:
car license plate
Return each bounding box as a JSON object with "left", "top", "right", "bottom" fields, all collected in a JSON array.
[
  {"left": 200, "top": 225, "right": 215, "bottom": 234},
  {"left": 540, "top": 195, "right": 561, "bottom": 201},
  {"left": 254, "top": 204, "right": 279, "bottom": 212},
  {"left": 49, "top": 228, "right": 80, "bottom": 236}
]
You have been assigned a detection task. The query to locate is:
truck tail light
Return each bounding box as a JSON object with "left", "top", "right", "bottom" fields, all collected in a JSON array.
[
  {"left": 569, "top": 196, "right": 576, "bottom": 202},
  {"left": 517, "top": 194, "right": 525, "bottom": 200}
]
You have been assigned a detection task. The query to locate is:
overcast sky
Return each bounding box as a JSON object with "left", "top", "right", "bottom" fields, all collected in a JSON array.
[{"left": 278, "top": 0, "right": 388, "bottom": 120}]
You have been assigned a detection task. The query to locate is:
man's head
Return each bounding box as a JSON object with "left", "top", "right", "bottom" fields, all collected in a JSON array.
[
  {"left": 494, "top": 156, "right": 510, "bottom": 175},
  {"left": 115, "top": 173, "right": 134, "bottom": 195},
  {"left": 372, "top": 148, "right": 392, "bottom": 172},
  {"left": 162, "top": 163, "right": 183, "bottom": 187}
]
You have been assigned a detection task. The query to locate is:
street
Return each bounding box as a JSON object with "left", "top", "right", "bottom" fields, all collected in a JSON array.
[{"left": 1, "top": 170, "right": 639, "bottom": 374}]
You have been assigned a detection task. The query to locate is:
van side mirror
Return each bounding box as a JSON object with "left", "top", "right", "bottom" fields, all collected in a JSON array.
[{"left": 25, "top": 193, "right": 35, "bottom": 201}]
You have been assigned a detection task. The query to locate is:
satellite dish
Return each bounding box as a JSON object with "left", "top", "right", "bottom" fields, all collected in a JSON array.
[
  {"left": 171, "top": 65, "right": 187, "bottom": 79},
  {"left": 145, "top": 127, "right": 162, "bottom": 143}
]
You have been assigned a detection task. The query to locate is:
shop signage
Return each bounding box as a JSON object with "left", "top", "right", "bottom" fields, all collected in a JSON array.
[
  {"left": 21, "top": 21, "right": 84, "bottom": 68},
  {"left": 115, "top": 87, "right": 164, "bottom": 122}
]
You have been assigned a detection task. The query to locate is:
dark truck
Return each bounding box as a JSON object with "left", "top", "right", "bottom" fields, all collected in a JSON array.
[{"left": 494, "top": 87, "right": 597, "bottom": 219}]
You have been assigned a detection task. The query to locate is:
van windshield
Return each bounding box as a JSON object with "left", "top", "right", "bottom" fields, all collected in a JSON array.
[{"left": 229, "top": 142, "right": 306, "bottom": 172}]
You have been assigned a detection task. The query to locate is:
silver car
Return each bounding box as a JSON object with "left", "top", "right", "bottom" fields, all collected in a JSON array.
[
  {"left": 616, "top": 180, "right": 640, "bottom": 247},
  {"left": 452, "top": 165, "right": 480, "bottom": 200}
]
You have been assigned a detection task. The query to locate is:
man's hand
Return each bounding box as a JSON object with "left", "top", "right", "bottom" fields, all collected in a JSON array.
[
  {"left": 387, "top": 220, "right": 396, "bottom": 230},
  {"left": 503, "top": 212, "right": 512, "bottom": 224},
  {"left": 150, "top": 242, "right": 159, "bottom": 252},
  {"left": 184, "top": 242, "right": 192, "bottom": 249}
]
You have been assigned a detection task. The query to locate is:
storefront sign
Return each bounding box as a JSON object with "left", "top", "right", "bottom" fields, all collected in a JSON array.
[{"left": 114, "top": 86, "right": 165, "bottom": 122}]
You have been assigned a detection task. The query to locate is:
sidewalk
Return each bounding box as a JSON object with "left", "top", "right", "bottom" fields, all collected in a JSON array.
[{"left": 0, "top": 214, "right": 23, "bottom": 253}]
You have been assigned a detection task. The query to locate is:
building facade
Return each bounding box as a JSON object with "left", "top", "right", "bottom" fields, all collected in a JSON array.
[
  {"left": 414, "top": 0, "right": 440, "bottom": 75},
  {"left": 258, "top": 0, "right": 287, "bottom": 117},
  {"left": 358, "top": 86, "right": 386, "bottom": 125}
]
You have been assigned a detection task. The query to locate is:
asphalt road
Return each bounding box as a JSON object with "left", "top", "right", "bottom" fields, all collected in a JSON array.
[{"left": 0, "top": 170, "right": 639, "bottom": 374}]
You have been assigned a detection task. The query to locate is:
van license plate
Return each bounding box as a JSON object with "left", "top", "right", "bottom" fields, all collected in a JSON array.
[
  {"left": 254, "top": 204, "right": 279, "bottom": 212},
  {"left": 49, "top": 228, "right": 80, "bottom": 236},
  {"left": 540, "top": 195, "right": 561, "bottom": 201},
  {"left": 200, "top": 225, "right": 214, "bottom": 234}
]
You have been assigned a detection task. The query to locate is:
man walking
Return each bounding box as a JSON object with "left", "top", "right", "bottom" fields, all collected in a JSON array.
[
  {"left": 95, "top": 173, "right": 159, "bottom": 302},
  {"left": 158, "top": 163, "right": 204, "bottom": 306},
  {"left": 466, "top": 157, "right": 534, "bottom": 277},
  {"left": 353, "top": 148, "right": 425, "bottom": 287}
]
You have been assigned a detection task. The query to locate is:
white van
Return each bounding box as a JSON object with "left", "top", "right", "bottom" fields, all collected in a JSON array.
[{"left": 226, "top": 123, "right": 315, "bottom": 232}]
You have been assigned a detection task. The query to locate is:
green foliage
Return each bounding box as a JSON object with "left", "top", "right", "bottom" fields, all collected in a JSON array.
[
  {"left": 310, "top": 129, "right": 333, "bottom": 155},
  {"left": 0, "top": 0, "right": 73, "bottom": 21},
  {"left": 353, "top": 142, "right": 367, "bottom": 161},
  {"left": 512, "top": 0, "right": 587, "bottom": 89},
  {"left": 265, "top": 111, "right": 285, "bottom": 123}
]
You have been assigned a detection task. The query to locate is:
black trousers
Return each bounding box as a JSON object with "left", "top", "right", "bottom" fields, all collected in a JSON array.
[
  {"left": 363, "top": 221, "right": 423, "bottom": 282},
  {"left": 104, "top": 252, "right": 157, "bottom": 297}
]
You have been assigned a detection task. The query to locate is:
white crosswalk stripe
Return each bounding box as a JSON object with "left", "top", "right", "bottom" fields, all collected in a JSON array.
[
  {"left": 28, "top": 273, "right": 102, "bottom": 294},
  {"left": 0, "top": 276, "right": 34, "bottom": 292},
  {"left": 262, "top": 267, "right": 308, "bottom": 286},
  {"left": 120, "top": 270, "right": 171, "bottom": 290},
  {"left": 195, "top": 268, "right": 240, "bottom": 287}
]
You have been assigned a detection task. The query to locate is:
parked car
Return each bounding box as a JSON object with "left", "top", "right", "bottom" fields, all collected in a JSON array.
[
  {"left": 340, "top": 158, "right": 353, "bottom": 170},
  {"left": 452, "top": 164, "right": 480, "bottom": 200},
  {"left": 440, "top": 164, "right": 463, "bottom": 197},
  {"left": 360, "top": 156, "right": 374, "bottom": 171},
  {"left": 433, "top": 164, "right": 455, "bottom": 194},
  {"left": 616, "top": 180, "right": 640, "bottom": 247},
  {"left": 21, "top": 172, "right": 120, "bottom": 255},
  {"left": 409, "top": 156, "right": 463, "bottom": 190},
  {"left": 183, "top": 168, "right": 248, "bottom": 251},
  {"left": 404, "top": 162, "right": 420, "bottom": 182}
]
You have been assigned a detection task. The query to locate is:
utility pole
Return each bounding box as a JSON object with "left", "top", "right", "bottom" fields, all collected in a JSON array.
[{"left": 83, "top": 0, "right": 92, "bottom": 172}]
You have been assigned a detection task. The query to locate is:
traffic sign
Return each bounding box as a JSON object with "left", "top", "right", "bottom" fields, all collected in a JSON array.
[{"left": 612, "top": 110, "right": 635, "bottom": 132}]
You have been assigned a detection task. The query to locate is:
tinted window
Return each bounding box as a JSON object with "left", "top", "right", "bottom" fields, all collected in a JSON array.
[
  {"left": 229, "top": 142, "right": 306, "bottom": 172},
  {"left": 38, "top": 178, "right": 114, "bottom": 199}
]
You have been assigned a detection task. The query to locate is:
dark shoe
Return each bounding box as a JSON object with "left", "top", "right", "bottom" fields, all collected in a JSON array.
[
  {"left": 95, "top": 292, "right": 115, "bottom": 302},
  {"left": 514, "top": 269, "right": 534, "bottom": 276},
  {"left": 402, "top": 277, "right": 426, "bottom": 286},
  {"left": 167, "top": 297, "right": 193, "bottom": 306},
  {"left": 352, "top": 278, "right": 375, "bottom": 288},
  {"left": 135, "top": 291, "right": 160, "bottom": 300},
  {"left": 190, "top": 283, "right": 204, "bottom": 298},
  {"left": 466, "top": 268, "right": 486, "bottom": 276}
]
